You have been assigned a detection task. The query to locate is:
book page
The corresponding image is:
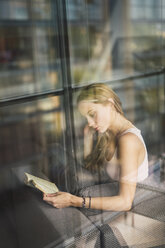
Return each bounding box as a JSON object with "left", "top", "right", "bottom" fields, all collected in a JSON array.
[{"left": 25, "top": 172, "right": 59, "bottom": 194}]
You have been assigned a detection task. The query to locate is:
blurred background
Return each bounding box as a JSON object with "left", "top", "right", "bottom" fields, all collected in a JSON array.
[{"left": 0, "top": 0, "right": 165, "bottom": 247}]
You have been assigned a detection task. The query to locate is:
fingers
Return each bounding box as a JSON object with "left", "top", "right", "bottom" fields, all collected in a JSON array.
[
  {"left": 43, "top": 192, "right": 56, "bottom": 197},
  {"left": 42, "top": 192, "right": 70, "bottom": 209},
  {"left": 43, "top": 194, "right": 56, "bottom": 202},
  {"left": 43, "top": 192, "right": 61, "bottom": 207},
  {"left": 84, "top": 125, "right": 95, "bottom": 136},
  {"left": 84, "top": 124, "right": 89, "bottom": 134},
  {"left": 43, "top": 195, "right": 57, "bottom": 207}
]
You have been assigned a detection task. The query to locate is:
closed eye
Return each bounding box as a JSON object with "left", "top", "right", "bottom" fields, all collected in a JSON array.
[{"left": 88, "top": 111, "right": 96, "bottom": 118}]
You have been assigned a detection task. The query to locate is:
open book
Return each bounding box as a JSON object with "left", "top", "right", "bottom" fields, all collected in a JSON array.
[{"left": 24, "top": 172, "right": 59, "bottom": 194}]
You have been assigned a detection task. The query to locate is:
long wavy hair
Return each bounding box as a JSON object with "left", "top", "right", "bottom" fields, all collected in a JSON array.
[{"left": 77, "top": 83, "right": 124, "bottom": 172}]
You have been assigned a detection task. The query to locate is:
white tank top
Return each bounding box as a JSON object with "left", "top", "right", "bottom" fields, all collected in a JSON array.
[{"left": 106, "top": 127, "right": 148, "bottom": 183}]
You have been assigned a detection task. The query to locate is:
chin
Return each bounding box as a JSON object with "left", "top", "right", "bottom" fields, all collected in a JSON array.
[{"left": 99, "top": 127, "right": 107, "bottom": 133}]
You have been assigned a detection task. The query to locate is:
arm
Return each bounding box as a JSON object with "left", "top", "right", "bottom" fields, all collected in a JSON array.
[
  {"left": 75, "top": 133, "right": 140, "bottom": 211},
  {"left": 43, "top": 134, "right": 141, "bottom": 211},
  {"left": 83, "top": 124, "right": 94, "bottom": 159}
]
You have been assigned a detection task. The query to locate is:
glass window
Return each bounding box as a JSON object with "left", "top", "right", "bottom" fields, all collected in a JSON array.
[
  {"left": 70, "top": 2, "right": 165, "bottom": 220},
  {"left": 0, "top": 1, "right": 165, "bottom": 247},
  {"left": 0, "top": 1, "right": 62, "bottom": 100},
  {"left": 0, "top": 1, "right": 29, "bottom": 20},
  {"left": 133, "top": 75, "right": 163, "bottom": 156},
  {"left": 66, "top": 0, "right": 165, "bottom": 85},
  {"left": 0, "top": 96, "right": 65, "bottom": 171},
  {"left": 32, "top": 0, "right": 52, "bottom": 20},
  {"left": 66, "top": 0, "right": 112, "bottom": 85}
]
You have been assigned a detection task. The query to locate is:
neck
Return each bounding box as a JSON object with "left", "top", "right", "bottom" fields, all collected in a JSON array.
[{"left": 108, "top": 112, "right": 134, "bottom": 136}]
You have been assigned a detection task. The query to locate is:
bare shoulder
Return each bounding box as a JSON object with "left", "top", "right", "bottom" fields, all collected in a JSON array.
[
  {"left": 117, "top": 132, "right": 143, "bottom": 154},
  {"left": 117, "top": 132, "right": 146, "bottom": 168}
]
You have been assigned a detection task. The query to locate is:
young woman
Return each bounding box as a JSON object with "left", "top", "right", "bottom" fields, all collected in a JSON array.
[{"left": 43, "top": 83, "right": 148, "bottom": 211}]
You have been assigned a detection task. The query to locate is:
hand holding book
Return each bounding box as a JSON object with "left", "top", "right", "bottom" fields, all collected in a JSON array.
[
  {"left": 24, "top": 172, "right": 59, "bottom": 194},
  {"left": 24, "top": 172, "right": 83, "bottom": 208}
]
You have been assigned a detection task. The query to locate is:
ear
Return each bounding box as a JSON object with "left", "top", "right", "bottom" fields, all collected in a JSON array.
[{"left": 108, "top": 98, "right": 115, "bottom": 105}]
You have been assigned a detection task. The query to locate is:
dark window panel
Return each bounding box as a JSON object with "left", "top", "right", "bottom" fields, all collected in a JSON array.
[{"left": 0, "top": 96, "right": 65, "bottom": 170}]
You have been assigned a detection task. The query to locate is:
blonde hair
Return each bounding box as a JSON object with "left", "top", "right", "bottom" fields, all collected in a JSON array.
[{"left": 77, "top": 83, "right": 124, "bottom": 171}]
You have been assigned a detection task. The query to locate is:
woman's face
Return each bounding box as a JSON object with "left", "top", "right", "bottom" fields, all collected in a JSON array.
[{"left": 78, "top": 100, "right": 114, "bottom": 133}]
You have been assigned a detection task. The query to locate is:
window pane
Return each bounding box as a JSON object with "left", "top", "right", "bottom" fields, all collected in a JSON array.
[
  {"left": 66, "top": 0, "right": 165, "bottom": 85},
  {"left": 32, "top": 0, "right": 52, "bottom": 20},
  {"left": 0, "top": 1, "right": 28, "bottom": 20},
  {"left": 0, "top": 1, "right": 62, "bottom": 99},
  {"left": 0, "top": 96, "right": 65, "bottom": 170}
]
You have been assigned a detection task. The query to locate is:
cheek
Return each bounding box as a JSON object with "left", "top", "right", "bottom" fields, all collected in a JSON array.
[
  {"left": 104, "top": 111, "right": 111, "bottom": 126},
  {"left": 105, "top": 116, "right": 110, "bottom": 126},
  {"left": 98, "top": 112, "right": 109, "bottom": 125},
  {"left": 96, "top": 107, "right": 111, "bottom": 126}
]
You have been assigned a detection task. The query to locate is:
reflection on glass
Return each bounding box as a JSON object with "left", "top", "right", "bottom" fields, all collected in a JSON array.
[
  {"left": 32, "top": 1, "right": 51, "bottom": 20},
  {"left": 67, "top": 0, "right": 112, "bottom": 84},
  {"left": 66, "top": 0, "right": 165, "bottom": 85},
  {"left": 0, "top": 0, "right": 52, "bottom": 21},
  {"left": 133, "top": 74, "right": 163, "bottom": 156},
  {"left": 0, "top": 1, "right": 28, "bottom": 20},
  {"left": 0, "top": 1, "right": 61, "bottom": 99},
  {"left": 0, "top": 96, "right": 65, "bottom": 167}
]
